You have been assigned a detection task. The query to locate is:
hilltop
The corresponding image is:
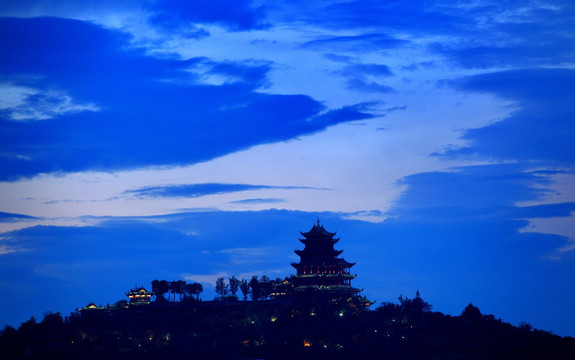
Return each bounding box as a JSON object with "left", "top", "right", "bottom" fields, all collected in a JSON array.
[{"left": 1, "top": 291, "right": 574, "bottom": 360}]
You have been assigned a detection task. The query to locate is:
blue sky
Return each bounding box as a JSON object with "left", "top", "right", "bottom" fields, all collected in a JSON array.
[{"left": 0, "top": 0, "right": 574, "bottom": 336}]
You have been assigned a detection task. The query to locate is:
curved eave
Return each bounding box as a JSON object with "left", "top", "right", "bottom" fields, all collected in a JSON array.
[
  {"left": 294, "top": 249, "right": 343, "bottom": 257},
  {"left": 293, "top": 285, "right": 361, "bottom": 293},
  {"left": 292, "top": 273, "right": 356, "bottom": 279},
  {"left": 300, "top": 226, "right": 337, "bottom": 238},
  {"left": 337, "top": 258, "right": 356, "bottom": 267},
  {"left": 126, "top": 291, "right": 154, "bottom": 296},
  {"left": 298, "top": 237, "right": 338, "bottom": 245}
]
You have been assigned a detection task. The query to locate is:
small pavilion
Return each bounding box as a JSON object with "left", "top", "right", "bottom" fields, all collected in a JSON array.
[{"left": 126, "top": 287, "right": 153, "bottom": 305}]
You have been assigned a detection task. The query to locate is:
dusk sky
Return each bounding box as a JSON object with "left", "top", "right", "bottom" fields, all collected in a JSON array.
[{"left": 1, "top": 1, "right": 574, "bottom": 336}]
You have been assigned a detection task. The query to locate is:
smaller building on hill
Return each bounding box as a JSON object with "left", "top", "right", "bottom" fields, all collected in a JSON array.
[{"left": 126, "top": 287, "right": 153, "bottom": 305}]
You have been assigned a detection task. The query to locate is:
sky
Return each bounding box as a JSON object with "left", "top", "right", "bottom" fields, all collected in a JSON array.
[{"left": 0, "top": 0, "right": 574, "bottom": 336}]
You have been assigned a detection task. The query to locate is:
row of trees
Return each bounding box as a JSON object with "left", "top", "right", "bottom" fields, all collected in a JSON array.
[
  {"left": 151, "top": 280, "right": 203, "bottom": 302},
  {"left": 151, "top": 275, "right": 284, "bottom": 303},
  {"left": 215, "top": 275, "right": 284, "bottom": 301}
]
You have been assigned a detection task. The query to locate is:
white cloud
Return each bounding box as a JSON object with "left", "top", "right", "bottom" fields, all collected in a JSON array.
[
  {"left": 518, "top": 172, "right": 575, "bottom": 258},
  {"left": 0, "top": 244, "right": 21, "bottom": 255},
  {"left": 523, "top": 214, "right": 575, "bottom": 259},
  {"left": 0, "top": 83, "right": 100, "bottom": 121}
]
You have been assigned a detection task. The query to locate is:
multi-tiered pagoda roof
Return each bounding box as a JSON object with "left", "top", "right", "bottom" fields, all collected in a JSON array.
[{"left": 289, "top": 220, "right": 361, "bottom": 296}]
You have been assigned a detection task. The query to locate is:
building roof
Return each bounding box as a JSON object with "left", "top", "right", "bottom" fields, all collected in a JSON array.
[
  {"left": 294, "top": 247, "right": 343, "bottom": 257},
  {"left": 300, "top": 219, "right": 338, "bottom": 240},
  {"left": 126, "top": 287, "right": 153, "bottom": 297},
  {"left": 292, "top": 284, "right": 362, "bottom": 294},
  {"left": 291, "top": 257, "right": 355, "bottom": 268},
  {"left": 288, "top": 273, "right": 357, "bottom": 280}
]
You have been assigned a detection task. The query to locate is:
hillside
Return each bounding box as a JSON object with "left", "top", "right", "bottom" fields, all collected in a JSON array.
[{"left": 1, "top": 293, "right": 574, "bottom": 360}]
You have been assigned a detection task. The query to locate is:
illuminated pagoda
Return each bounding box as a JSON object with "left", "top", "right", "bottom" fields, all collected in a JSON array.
[
  {"left": 126, "top": 287, "right": 153, "bottom": 305},
  {"left": 289, "top": 220, "right": 361, "bottom": 297}
]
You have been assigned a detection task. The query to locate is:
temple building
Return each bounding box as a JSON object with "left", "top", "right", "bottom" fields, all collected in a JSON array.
[
  {"left": 288, "top": 220, "right": 361, "bottom": 297},
  {"left": 126, "top": 287, "right": 153, "bottom": 305},
  {"left": 78, "top": 302, "right": 104, "bottom": 311}
]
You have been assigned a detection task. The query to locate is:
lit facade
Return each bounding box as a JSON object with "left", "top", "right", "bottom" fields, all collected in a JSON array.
[{"left": 126, "top": 287, "right": 153, "bottom": 305}]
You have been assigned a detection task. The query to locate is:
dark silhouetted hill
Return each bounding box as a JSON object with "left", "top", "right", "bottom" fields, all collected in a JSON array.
[{"left": 1, "top": 294, "right": 574, "bottom": 359}]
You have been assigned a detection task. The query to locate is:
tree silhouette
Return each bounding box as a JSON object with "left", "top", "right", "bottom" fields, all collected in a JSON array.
[
  {"left": 185, "top": 282, "right": 203, "bottom": 300},
  {"left": 398, "top": 290, "right": 432, "bottom": 321},
  {"left": 168, "top": 281, "right": 176, "bottom": 301},
  {"left": 259, "top": 275, "right": 273, "bottom": 299},
  {"left": 151, "top": 280, "right": 160, "bottom": 301},
  {"left": 249, "top": 276, "right": 261, "bottom": 300},
  {"left": 193, "top": 282, "right": 203, "bottom": 300},
  {"left": 152, "top": 280, "right": 170, "bottom": 302},
  {"left": 215, "top": 277, "right": 228, "bottom": 299},
  {"left": 172, "top": 280, "right": 186, "bottom": 301},
  {"left": 239, "top": 279, "right": 250, "bottom": 300},
  {"left": 229, "top": 276, "right": 240, "bottom": 298},
  {"left": 461, "top": 303, "right": 482, "bottom": 322}
]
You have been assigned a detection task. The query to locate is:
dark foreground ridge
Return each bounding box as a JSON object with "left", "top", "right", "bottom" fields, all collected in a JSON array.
[
  {"left": 2, "top": 294, "right": 575, "bottom": 360},
  {"left": 2, "top": 222, "right": 574, "bottom": 359}
]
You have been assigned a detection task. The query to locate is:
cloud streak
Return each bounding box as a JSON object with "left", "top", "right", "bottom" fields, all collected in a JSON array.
[
  {"left": 0, "top": 211, "right": 38, "bottom": 222},
  {"left": 125, "top": 183, "right": 321, "bottom": 199},
  {"left": 150, "top": 0, "right": 269, "bottom": 32}
]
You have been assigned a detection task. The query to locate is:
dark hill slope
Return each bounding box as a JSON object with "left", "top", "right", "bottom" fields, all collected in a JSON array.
[{"left": 1, "top": 297, "right": 574, "bottom": 359}]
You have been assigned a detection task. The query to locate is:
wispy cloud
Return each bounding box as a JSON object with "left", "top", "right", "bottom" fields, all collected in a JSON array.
[
  {"left": 0, "top": 84, "right": 99, "bottom": 121},
  {"left": 0, "top": 211, "right": 38, "bottom": 223},
  {"left": 220, "top": 247, "right": 275, "bottom": 265},
  {"left": 301, "top": 33, "right": 408, "bottom": 53},
  {"left": 230, "top": 198, "right": 286, "bottom": 205},
  {"left": 125, "top": 183, "right": 321, "bottom": 199},
  {"left": 346, "top": 78, "right": 395, "bottom": 94},
  {"left": 332, "top": 63, "right": 395, "bottom": 94},
  {"left": 0, "top": 245, "right": 19, "bottom": 255},
  {"left": 149, "top": 0, "right": 270, "bottom": 32}
]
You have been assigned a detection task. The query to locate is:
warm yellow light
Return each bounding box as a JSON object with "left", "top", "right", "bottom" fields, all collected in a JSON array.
[{"left": 303, "top": 339, "right": 312, "bottom": 347}]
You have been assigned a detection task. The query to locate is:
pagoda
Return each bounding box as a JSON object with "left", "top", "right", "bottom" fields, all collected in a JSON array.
[{"left": 288, "top": 220, "right": 361, "bottom": 297}]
